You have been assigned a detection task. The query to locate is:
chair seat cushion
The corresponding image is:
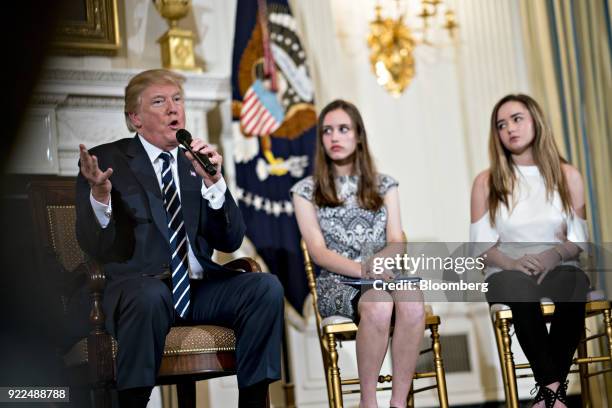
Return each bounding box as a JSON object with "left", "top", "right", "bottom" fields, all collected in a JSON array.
[
  {"left": 588, "top": 290, "right": 606, "bottom": 301},
  {"left": 64, "top": 325, "right": 236, "bottom": 367},
  {"left": 321, "top": 315, "right": 354, "bottom": 327},
  {"left": 490, "top": 290, "right": 609, "bottom": 321},
  {"left": 163, "top": 326, "right": 236, "bottom": 355}
]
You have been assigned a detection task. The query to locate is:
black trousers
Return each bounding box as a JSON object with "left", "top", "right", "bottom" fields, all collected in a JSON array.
[
  {"left": 107, "top": 272, "right": 284, "bottom": 390},
  {"left": 485, "top": 266, "right": 589, "bottom": 385}
]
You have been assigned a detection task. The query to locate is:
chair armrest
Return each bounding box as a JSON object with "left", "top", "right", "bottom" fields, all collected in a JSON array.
[{"left": 223, "top": 257, "right": 262, "bottom": 273}]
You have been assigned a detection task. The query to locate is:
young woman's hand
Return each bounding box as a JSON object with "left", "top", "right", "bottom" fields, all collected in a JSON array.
[
  {"left": 368, "top": 269, "right": 396, "bottom": 282},
  {"left": 508, "top": 254, "right": 544, "bottom": 276},
  {"left": 533, "top": 248, "right": 564, "bottom": 284},
  {"left": 364, "top": 260, "right": 396, "bottom": 281},
  {"left": 536, "top": 248, "right": 563, "bottom": 272}
]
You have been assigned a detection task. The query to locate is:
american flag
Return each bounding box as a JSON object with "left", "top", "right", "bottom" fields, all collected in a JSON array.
[{"left": 240, "top": 79, "right": 285, "bottom": 137}]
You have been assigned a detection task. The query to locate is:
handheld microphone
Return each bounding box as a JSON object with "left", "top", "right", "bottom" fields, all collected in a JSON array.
[{"left": 176, "top": 129, "right": 218, "bottom": 176}]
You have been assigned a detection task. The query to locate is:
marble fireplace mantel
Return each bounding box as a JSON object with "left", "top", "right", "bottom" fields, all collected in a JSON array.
[{"left": 10, "top": 68, "right": 231, "bottom": 176}]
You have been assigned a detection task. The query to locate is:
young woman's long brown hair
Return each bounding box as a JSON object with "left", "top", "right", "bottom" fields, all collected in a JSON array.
[
  {"left": 313, "top": 99, "right": 383, "bottom": 211},
  {"left": 488, "top": 94, "right": 572, "bottom": 225}
]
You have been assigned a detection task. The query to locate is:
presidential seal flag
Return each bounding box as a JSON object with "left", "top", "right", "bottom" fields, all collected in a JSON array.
[{"left": 231, "top": 0, "right": 317, "bottom": 320}]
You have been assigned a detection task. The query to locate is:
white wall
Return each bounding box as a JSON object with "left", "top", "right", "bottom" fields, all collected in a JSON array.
[{"left": 290, "top": 0, "right": 531, "bottom": 243}]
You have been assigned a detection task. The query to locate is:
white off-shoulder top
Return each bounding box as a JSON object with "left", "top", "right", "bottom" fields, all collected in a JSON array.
[{"left": 469, "top": 165, "right": 588, "bottom": 277}]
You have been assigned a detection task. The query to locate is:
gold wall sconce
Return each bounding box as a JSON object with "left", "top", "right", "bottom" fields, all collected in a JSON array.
[{"left": 367, "top": 0, "right": 458, "bottom": 96}]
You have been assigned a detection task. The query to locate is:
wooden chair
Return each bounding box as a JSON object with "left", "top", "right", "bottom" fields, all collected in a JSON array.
[
  {"left": 300, "top": 240, "right": 449, "bottom": 408},
  {"left": 490, "top": 292, "right": 612, "bottom": 407},
  {"left": 27, "top": 177, "right": 263, "bottom": 408}
]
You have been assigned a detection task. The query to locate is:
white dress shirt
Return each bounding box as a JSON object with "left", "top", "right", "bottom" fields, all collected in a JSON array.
[{"left": 89, "top": 134, "right": 227, "bottom": 279}]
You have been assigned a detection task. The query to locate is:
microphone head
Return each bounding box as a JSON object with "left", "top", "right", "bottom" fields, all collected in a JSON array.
[{"left": 176, "top": 129, "right": 192, "bottom": 145}]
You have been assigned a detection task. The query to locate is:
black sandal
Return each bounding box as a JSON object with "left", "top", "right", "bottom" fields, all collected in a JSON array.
[
  {"left": 555, "top": 380, "right": 569, "bottom": 406},
  {"left": 530, "top": 383, "right": 557, "bottom": 408}
]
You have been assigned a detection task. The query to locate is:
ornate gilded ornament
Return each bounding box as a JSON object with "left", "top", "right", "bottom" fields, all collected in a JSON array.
[
  {"left": 367, "top": 4, "right": 415, "bottom": 96},
  {"left": 153, "top": 0, "right": 202, "bottom": 72},
  {"left": 367, "top": 0, "right": 458, "bottom": 96}
]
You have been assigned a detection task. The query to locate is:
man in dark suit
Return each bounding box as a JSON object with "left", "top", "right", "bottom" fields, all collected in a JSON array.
[{"left": 76, "top": 69, "right": 283, "bottom": 408}]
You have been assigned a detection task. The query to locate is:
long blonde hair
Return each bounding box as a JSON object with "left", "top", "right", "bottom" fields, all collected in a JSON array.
[
  {"left": 313, "top": 99, "right": 383, "bottom": 211},
  {"left": 488, "top": 94, "right": 572, "bottom": 225}
]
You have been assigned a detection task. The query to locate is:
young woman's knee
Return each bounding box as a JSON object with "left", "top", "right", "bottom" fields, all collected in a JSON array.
[
  {"left": 395, "top": 300, "right": 425, "bottom": 325},
  {"left": 359, "top": 300, "right": 393, "bottom": 327}
]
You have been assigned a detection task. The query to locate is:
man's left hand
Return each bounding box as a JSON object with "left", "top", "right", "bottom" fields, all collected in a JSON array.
[{"left": 185, "top": 138, "right": 223, "bottom": 187}]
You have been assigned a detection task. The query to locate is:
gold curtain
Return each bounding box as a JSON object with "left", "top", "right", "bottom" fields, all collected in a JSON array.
[
  {"left": 519, "top": 0, "right": 612, "bottom": 274},
  {"left": 519, "top": 0, "right": 612, "bottom": 403}
]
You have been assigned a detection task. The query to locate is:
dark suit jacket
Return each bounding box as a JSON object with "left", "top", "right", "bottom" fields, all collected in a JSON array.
[{"left": 75, "top": 135, "right": 246, "bottom": 332}]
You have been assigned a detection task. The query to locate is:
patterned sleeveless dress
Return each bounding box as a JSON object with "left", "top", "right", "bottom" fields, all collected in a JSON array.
[{"left": 291, "top": 174, "right": 398, "bottom": 319}]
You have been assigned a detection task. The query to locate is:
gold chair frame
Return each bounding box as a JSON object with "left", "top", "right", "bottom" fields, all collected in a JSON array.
[
  {"left": 491, "top": 296, "right": 612, "bottom": 407},
  {"left": 301, "top": 240, "right": 449, "bottom": 408}
]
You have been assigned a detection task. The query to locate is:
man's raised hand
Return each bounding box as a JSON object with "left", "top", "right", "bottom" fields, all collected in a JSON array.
[{"left": 79, "top": 144, "right": 113, "bottom": 204}]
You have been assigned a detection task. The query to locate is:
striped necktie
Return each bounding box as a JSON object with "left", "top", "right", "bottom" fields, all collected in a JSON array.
[{"left": 159, "top": 152, "right": 190, "bottom": 318}]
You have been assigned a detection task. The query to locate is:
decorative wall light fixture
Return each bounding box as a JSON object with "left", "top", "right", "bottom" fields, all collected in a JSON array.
[{"left": 367, "top": 0, "right": 458, "bottom": 96}]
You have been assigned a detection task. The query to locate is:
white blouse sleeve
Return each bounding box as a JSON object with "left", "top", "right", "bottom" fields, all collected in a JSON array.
[
  {"left": 469, "top": 213, "right": 499, "bottom": 257},
  {"left": 566, "top": 213, "right": 589, "bottom": 250}
]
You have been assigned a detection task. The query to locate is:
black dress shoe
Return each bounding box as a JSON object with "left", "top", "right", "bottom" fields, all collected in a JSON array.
[
  {"left": 238, "top": 381, "right": 269, "bottom": 408},
  {"left": 118, "top": 386, "right": 152, "bottom": 408}
]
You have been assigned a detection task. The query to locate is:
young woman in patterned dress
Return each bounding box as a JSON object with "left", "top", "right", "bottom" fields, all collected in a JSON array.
[{"left": 292, "top": 99, "right": 425, "bottom": 408}]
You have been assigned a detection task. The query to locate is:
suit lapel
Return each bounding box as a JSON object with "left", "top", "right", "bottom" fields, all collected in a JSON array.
[
  {"left": 126, "top": 136, "right": 169, "bottom": 241},
  {"left": 177, "top": 147, "right": 201, "bottom": 243}
]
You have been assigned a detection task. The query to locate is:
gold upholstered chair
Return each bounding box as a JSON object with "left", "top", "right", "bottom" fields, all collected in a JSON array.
[
  {"left": 27, "top": 177, "right": 263, "bottom": 408},
  {"left": 300, "top": 240, "right": 449, "bottom": 408},
  {"left": 490, "top": 292, "right": 612, "bottom": 407}
]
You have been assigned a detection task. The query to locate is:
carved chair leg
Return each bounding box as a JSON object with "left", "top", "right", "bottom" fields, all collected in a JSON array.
[
  {"left": 325, "top": 370, "right": 334, "bottom": 408},
  {"left": 326, "top": 333, "right": 343, "bottom": 408},
  {"left": 577, "top": 329, "right": 590, "bottom": 408},
  {"left": 87, "top": 332, "right": 113, "bottom": 408},
  {"left": 492, "top": 314, "right": 510, "bottom": 404},
  {"left": 430, "top": 323, "right": 448, "bottom": 408},
  {"left": 499, "top": 317, "right": 519, "bottom": 408},
  {"left": 604, "top": 308, "right": 612, "bottom": 366},
  {"left": 602, "top": 308, "right": 612, "bottom": 408},
  {"left": 321, "top": 338, "right": 335, "bottom": 408},
  {"left": 406, "top": 380, "right": 415, "bottom": 408},
  {"left": 176, "top": 381, "right": 196, "bottom": 408},
  {"left": 87, "top": 261, "right": 113, "bottom": 408}
]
